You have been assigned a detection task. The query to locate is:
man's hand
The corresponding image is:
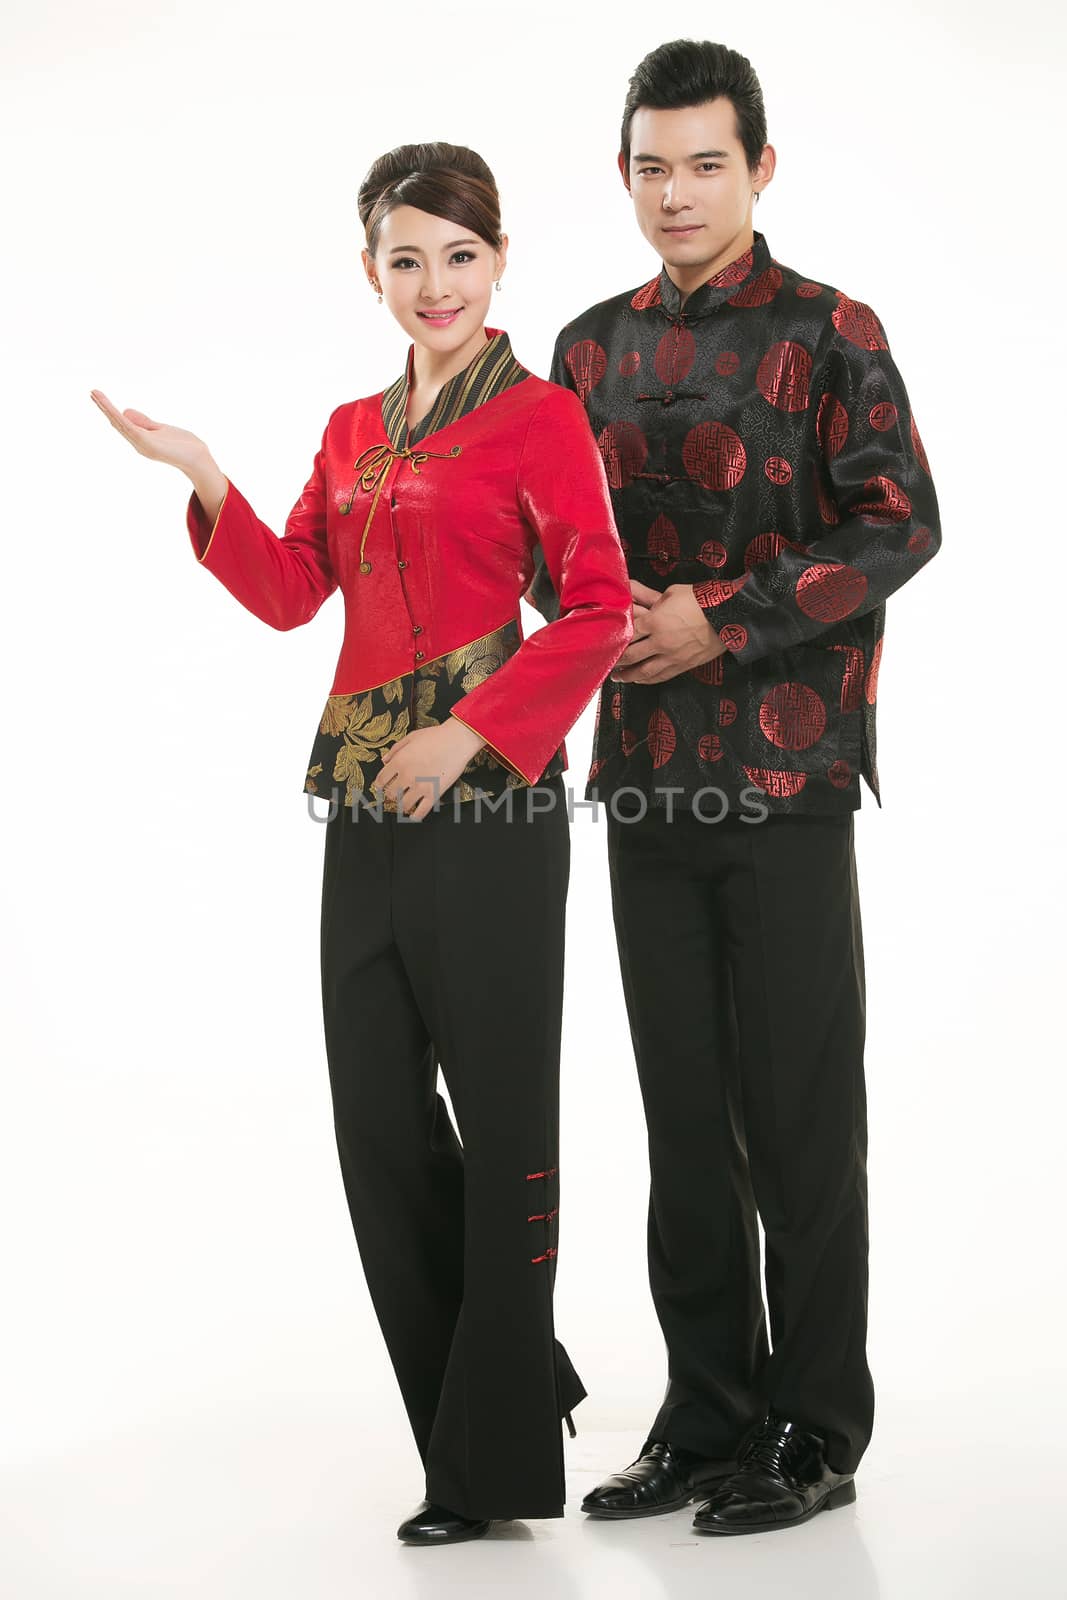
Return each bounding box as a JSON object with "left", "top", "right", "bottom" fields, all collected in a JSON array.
[
  {"left": 374, "top": 717, "right": 486, "bottom": 820},
  {"left": 610, "top": 579, "right": 727, "bottom": 684}
]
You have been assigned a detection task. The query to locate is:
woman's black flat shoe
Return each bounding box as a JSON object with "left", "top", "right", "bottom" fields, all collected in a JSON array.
[{"left": 396, "top": 1499, "right": 491, "bottom": 1545}]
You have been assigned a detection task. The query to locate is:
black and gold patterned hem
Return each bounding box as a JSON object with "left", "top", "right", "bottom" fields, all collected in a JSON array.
[{"left": 304, "top": 617, "right": 565, "bottom": 809}]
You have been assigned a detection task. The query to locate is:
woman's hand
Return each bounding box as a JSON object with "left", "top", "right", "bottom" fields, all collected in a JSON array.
[
  {"left": 89, "top": 389, "right": 213, "bottom": 475},
  {"left": 374, "top": 718, "right": 488, "bottom": 820}
]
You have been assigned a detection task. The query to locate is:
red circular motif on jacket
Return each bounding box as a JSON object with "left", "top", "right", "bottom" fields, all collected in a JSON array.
[
  {"left": 865, "top": 636, "right": 883, "bottom": 704},
  {"left": 715, "top": 351, "right": 740, "bottom": 376},
  {"left": 743, "top": 766, "right": 808, "bottom": 797},
  {"left": 647, "top": 514, "right": 680, "bottom": 575},
  {"left": 647, "top": 709, "right": 677, "bottom": 769},
  {"left": 796, "top": 281, "right": 824, "bottom": 298},
  {"left": 693, "top": 657, "right": 724, "bottom": 685},
  {"left": 745, "top": 531, "right": 807, "bottom": 569},
  {"left": 621, "top": 728, "right": 639, "bottom": 756},
  {"left": 828, "top": 644, "right": 866, "bottom": 713},
  {"left": 611, "top": 689, "right": 622, "bottom": 720},
  {"left": 728, "top": 266, "right": 783, "bottom": 307},
  {"left": 655, "top": 325, "right": 696, "bottom": 386},
  {"left": 870, "top": 402, "right": 898, "bottom": 432},
  {"left": 828, "top": 759, "right": 852, "bottom": 788},
  {"left": 756, "top": 340, "right": 812, "bottom": 412},
  {"left": 719, "top": 623, "right": 748, "bottom": 652},
  {"left": 597, "top": 421, "right": 648, "bottom": 488},
  {"left": 795, "top": 563, "right": 868, "bottom": 621},
  {"left": 855, "top": 474, "right": 911, "bottom": 523},
  {"left": 699, "top": 539, "right": 728, "bottom": 568},
  {"left": 814, "top": 466, "right": 840, "bottom": 526},
  {"left": 682, "top": 422, "right": 747, "bottom": 489},
  {"left": 765, "top": 456, "right": 793, "bottom": 485},
  {"left": 565, "top": 339, "right": 608, "bottom": 400},
  {"left": 708, "top": 247, "right": 754, "bottom": 288},
  {"left": 816, "top": 393, "right": 849, "bottom": 458},
  {"left": 718, "top": 698, "right": 738, "bottom": 727},
  {"left": 911, "top": 414, "right": 931, "bottom": 474},
  {"left": 831, "top": 295, "right": 888, "bottom": 351},
  {"left": 631, "top": 277, "right": 662, "bottom": 311},
  {"left": 619, "top": 350, "right": 641, "bottom": 376},
  {"left": 698, "top": 733, "right": 724, "bottom": 762},
  {"left": 693, "top": 574, "right": 750, "bottom": 609},
  {"left": 908, "top": 527, "right": 933, "bottom": 555},
  {"left": 759, "top": 683, "right": 827, "bottom": 750}
]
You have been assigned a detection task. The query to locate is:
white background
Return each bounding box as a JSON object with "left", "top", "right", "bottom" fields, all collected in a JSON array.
[{"left": 2, "top": 0, "right": 1063, "bottom": 1594}]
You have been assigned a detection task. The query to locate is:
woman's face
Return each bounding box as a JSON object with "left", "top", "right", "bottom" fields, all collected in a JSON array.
[{"left": 363, "top": 204, "right": 506, "bottom": 356}]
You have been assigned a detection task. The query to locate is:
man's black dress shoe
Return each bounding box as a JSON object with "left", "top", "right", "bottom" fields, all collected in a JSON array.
[
  {"left": 396, "top": 1499, "right": 491, "bottom": 1545},
  {"left": 582, "top": 1439, "right": 737, "bottom": 1519},
  {"left": 692, "top": 1413, "right": 856, "bottom": 1535}
]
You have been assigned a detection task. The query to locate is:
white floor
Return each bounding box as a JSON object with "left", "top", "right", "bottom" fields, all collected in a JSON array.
[{"left": 1, "top": 1398, "right": 1057, "bottom": 1599}]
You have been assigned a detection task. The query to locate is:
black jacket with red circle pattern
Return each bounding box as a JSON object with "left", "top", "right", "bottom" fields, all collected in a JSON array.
[{"left": 527, "top": 229, "right": 941, "bottom": 814}]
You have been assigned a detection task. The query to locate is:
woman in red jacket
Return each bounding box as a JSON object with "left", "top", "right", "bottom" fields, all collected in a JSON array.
[{"left": 91, "top": 142, "right": 634, "bottom": 1546}]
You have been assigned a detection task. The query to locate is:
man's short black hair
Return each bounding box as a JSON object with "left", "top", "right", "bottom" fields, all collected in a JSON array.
[{"left": 620, "top": 39, "right": 768, "bottom": 175}]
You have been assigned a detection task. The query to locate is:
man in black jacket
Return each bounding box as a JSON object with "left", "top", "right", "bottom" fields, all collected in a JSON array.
[{"left": 528, "top": 38, "right": 940, "bottom": 1535}]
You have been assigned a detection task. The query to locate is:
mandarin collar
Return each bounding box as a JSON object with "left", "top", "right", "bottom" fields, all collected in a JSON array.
[
  {"left": 651, "top": 230, "right": 773, "bottom": 321},
  {"left": 382, "top": 325, "right": 526, "bottom": 450}
]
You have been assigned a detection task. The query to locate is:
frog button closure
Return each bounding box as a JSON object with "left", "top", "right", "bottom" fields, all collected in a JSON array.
[{"left": 341, "top": 441, "right": 462, "bottom": 576}]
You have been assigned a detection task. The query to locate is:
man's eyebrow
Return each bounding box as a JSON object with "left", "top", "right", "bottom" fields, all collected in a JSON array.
[
  {"left": 632, "top": 150, "right": 731, "bottom": 163},
  {"left": 387, "top": 238, "right": 482, "bottom": 254}
]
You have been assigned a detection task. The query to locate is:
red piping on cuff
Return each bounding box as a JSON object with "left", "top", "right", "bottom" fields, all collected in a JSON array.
[
  {"left": 195, "top": 477, "right": 231, "bottom": 564},
  {"left": 449, "top": 712, "right": 535, "bottom": 785}
]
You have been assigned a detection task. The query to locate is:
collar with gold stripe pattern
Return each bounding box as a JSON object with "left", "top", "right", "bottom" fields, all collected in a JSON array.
[{"left": 381, "top": 325, "right": 531, "bottom": 450}]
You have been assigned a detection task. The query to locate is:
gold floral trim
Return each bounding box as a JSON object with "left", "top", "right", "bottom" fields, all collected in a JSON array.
[{"left": 305, "top": 617, "right": 563, "bottom": 808}]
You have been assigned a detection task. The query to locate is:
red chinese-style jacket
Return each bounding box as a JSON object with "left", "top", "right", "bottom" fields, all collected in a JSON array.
[{"left": 186, "top": 327, "right": 634, "bottom": 805}]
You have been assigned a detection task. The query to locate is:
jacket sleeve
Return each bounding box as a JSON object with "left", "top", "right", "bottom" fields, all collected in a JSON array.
[
  {"left": 449, "top": 384, "right": 634, "bottom": 784},
  {"left": 694, "top": 303, "right": 941, "bottom": 662},
  {"left": 522, "top": 327, "right": 578, "bottom": 624},
  {"left": 186, "top": 417, "right": 338, "bottom": 631}
]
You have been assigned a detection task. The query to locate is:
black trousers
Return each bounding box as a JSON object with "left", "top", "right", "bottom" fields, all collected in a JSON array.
[
  {"left": 606, "top": 802, "right": 874, "bottom": 1476},
  {"left": 318, "top": 775, "right": 586, "bottom": 1521}
]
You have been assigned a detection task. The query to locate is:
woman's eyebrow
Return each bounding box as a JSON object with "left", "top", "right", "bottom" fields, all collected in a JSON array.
[{"left": 387, "top": 238, "right": 482, "bottom": 254}]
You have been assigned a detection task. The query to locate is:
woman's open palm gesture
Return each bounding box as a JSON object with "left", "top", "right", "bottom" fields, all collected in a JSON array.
[{"left": 90, "top": 390, "right": 208, "bottom": 475}]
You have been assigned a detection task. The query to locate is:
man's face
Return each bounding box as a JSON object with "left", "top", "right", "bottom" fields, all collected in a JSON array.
[{"left": 620, "top": 98, "right": 773, "bottom": 283}]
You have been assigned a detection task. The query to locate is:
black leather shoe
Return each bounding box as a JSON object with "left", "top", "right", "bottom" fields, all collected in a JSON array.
[
  {"left": 692, "top": 1413, "right": 856, "bottom": 1535},
  {"left": 582, "top": 1439, "right": 737, "bottom": 1519},
  {"left": 396, "top": 1499, "right": 491, "bottom": 1545}
]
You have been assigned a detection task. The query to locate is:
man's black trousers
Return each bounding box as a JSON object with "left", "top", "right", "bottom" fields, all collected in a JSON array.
[{"left": 606, "top": 801, "right": 874, "bottom": 1476}]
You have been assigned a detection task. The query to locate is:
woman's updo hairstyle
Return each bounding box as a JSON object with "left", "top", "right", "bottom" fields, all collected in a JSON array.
[{"left": 358, "top": 142, "right": 503, "bottom": 258}]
